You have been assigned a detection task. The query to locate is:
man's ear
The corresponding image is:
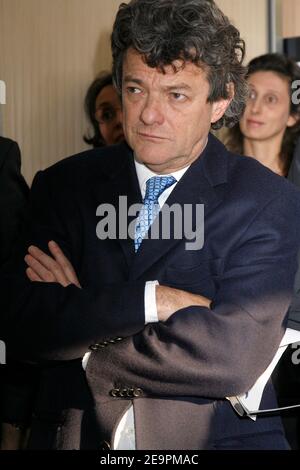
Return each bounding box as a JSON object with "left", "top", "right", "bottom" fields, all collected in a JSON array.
[{"left": 211, "top": 82, "right": 234, "bottom": 124}]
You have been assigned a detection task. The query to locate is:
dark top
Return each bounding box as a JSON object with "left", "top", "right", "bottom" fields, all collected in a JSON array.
[{"left": 0, "top": 137, "right": 29, "bottom": 265}]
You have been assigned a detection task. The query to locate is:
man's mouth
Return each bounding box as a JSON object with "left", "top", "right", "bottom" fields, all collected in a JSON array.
[{"left": 137, "top": 132, "right": 168, "bottom": 140}]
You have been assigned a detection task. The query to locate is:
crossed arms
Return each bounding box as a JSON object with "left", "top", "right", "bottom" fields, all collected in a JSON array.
[
  {"left": 1, "top": 169, "right": 300, "bottom": 399},
  {"left": 25, "top": 241, "right": 211, "bottom": 322}
]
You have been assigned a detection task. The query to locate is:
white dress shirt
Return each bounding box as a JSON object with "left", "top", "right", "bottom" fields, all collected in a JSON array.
[
  {"left": 134, "top": 158, "right": 190, "bottom": 324},
  {"left": 228, "top": 327, "right": 300, "bottom": 420},
  {"left": 113, "top": 159, "right": 189, "bottom": 449}
]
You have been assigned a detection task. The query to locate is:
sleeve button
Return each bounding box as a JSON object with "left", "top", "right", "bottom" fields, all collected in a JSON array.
[
  {"left": 100, "top": 440, "right": 111, "bottom": 451},
  {"left": 110, "top": 388, "right": 120, "bottom": 398}
]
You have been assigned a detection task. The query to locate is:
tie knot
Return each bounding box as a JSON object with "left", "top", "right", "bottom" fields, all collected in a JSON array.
[{"left": 144, "top": 176, "right": 176, "bottom": 202}]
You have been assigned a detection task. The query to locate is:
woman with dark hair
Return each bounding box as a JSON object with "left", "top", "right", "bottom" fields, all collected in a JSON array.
[
  {"left": 83, "top": 72, "right": 124, "bottom": 147},
  {"left": 226, "top": 53, "right": 300, "bottom": 176}
]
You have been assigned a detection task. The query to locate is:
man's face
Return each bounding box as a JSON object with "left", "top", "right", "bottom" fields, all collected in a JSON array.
[{"left": 122, "top": 48, "right": 230, "bottom": 174}]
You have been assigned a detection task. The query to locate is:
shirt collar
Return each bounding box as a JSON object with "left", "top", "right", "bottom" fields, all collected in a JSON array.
[{"left": 134, "top": 157, "right": 190, "bottom": 197}]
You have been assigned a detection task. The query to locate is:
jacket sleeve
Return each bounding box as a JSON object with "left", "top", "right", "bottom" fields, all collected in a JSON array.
[
  {"left": 0, "top": 170, "right": 145, "bottom": 362},
  {"left": 286, "top": 249, "right": 300, "bottom": 331},
  {"left": 87, "top": 193, "right": 300, "bottom": 399}
]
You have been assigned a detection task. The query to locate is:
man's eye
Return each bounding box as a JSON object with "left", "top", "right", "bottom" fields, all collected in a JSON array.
[
  {"left": 171, "top": 92, "right": 186, "bottom": 101},
  {"left": 127, "top": 87, "right": 142, "bottom": 94}
]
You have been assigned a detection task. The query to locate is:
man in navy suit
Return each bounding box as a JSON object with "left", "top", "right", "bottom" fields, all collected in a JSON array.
[{"left": 2, "top": 0, "right": 300, "bottom": 450}]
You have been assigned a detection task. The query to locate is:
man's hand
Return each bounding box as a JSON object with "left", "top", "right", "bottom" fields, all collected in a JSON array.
[
  {"left": 25, "top": 241, "right": 81, "bottom": 288},
  {"left": 24, "top": 242, "right": 210, "bottom": 321},
  {"left": 156, "top": 285, "right": 211, "bottom": 322}
]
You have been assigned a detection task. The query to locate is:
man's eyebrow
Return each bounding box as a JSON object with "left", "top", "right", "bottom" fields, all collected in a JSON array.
[
  {"left": 123, "top": 76, "right": 192, "bottom": 91},
  {"left": 123, "top": 76, "right": 144, "bottom": 85},
  {"left": 164, "top": 83, "right": 192, "bottom": 91}
]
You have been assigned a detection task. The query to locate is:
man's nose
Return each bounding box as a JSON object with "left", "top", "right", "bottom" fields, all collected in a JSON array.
[{"left": 140, "top": 95, "right": 164, "bottom": 125}]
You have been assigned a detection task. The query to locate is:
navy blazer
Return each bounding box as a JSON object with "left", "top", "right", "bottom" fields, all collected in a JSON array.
[{"left": 1, "top": 134, "right": 300, "bottom": 449}]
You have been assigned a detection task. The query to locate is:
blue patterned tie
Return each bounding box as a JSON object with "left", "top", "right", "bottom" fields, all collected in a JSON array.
[{"left": 135, "top": 175, "right": 176, "bottom": 252}]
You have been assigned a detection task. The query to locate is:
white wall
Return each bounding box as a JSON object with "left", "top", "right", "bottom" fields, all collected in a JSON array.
[
  {"left": 0, "top": 0, "right": 269, "bottom": 183},
  {"left": 0, "top": 0, "right": 121, "bottom": 183},
  {"left": 217, "top": 0, "right": 268, "bottom": 62}
]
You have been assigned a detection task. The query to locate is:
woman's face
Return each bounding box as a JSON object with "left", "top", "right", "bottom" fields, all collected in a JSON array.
[
  {"left": 240, "top": 71, "right": 296, "bottom": 143},
  {"left": 95, "top": 85, "right": 124, "bottom": 145}
]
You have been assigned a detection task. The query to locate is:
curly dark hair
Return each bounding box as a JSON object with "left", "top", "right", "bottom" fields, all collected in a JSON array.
[
  {"left": 111, "top": 0, "right": 248, "bottom": 130},
  {"left": 83, "top": 72, "right": 113, "bottom": 148},
  {"left": 225, "top": 53, "right": 300, "bottom": 175}
]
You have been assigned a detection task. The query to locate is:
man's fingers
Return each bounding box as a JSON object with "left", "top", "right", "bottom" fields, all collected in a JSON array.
[
  {"left": 25, "top": 250, "right": 70, "bottom": 287},
  {"left": 26, "top": 243, "right": 81, "bottom": 288},
  {"left": 48, "top": 241, "right": 81, "bottom": 288},
  {"left": 26, "top": 267, "right": 43, "bottom": 282},
  {"left": 28, "top": 245, "right": 57, "bottom": 270},
  {"left": 25, "top": 254, "right": 56, "bottom": 282}
]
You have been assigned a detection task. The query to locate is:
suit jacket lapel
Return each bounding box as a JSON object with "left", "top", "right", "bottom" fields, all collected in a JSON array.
[
  {"left": 115, "top": 152, "right": 142, "bottom": 267},
  {"left": 91, "top": 142, "right": 142, "bottom": 270},
  {"left": 90, "top": 135, "right": 230, "bottom": 279},
  {"left": 130, "top": 134, "right": 229, "bottom": 280}
]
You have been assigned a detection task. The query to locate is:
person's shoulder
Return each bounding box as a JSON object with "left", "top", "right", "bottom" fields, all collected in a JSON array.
[
  {"left": 207, "top": 134, "right": 299, "bottom": 204},
  {"left": 223, "top": 151, "right": 300, "bottom": 232},
  {"left": 0, "top": 137, "right": 21, "bottom": 173},
  {"left": 36, "top": 142, "right": 132, "bottom": 188},
  {"left": 0, "top": 136, "right": 19, "bottom": 161},
  {"left": 45, "top": 142, "right": 130, "bottom": 174},
  {"left": 0, "top": 136, "right": 17, "bottom": 149},
  {"left": 228, "top": 149, "right": 300, "bottom": 205}
]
